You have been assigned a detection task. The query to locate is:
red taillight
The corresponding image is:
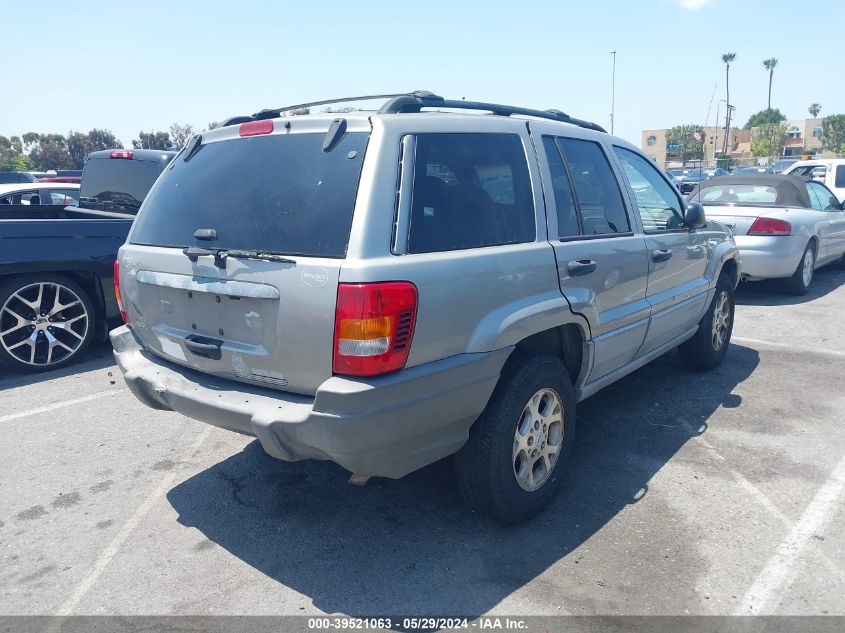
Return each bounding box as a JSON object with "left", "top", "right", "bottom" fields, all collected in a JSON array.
[
  {"left": 109, "top": 150, "right": 133, "bottom": 159},
  {"left": 114, "top": 260, "right": 128, "bottom": 323},
  {"left": 239, "top": 120, "right": 274, "bottom": 137},
  {"left": 333, "top": 282, "right": 417, "bottom": 377},
  {"left": 748, "top": 217, "right": 792, "bottom": 236}
]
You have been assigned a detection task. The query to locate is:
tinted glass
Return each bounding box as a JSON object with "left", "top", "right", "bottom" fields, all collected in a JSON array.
[
  {"left": 807, "top": 182, "right": 840, "bottom": 211},
  {"left": 79, "top": 158, "right": 167, "bottom": 212},
  {"left": 557, "top": 138, "right": 629, "bottom": 235},
  {"left": 131, "top": 132, "right": 369, "bottom": 258},
  {"left": 699, "top": 184, "right": 777, "bottom": 204},
  {"left": 0, "top": 172, "right": 33, "bottom": 184},
  {"left": 614, "top": 147, "right": 684, "bottom": 231},
  {"left": 542, "top": 136, "right": 579, "bottom": 238},
  {"left": 49, "top": 189, "right": 79, "bottom": 206},
  {"left": 836, "top": 166, "right": 845, "bottom": 189},
  {"left": 407, "top": 133, "right": 534, "bottom": 253}
]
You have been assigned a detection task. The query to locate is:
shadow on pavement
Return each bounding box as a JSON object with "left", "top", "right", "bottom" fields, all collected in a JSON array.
[
  {"left": 0, "top": 340, "right": 115, "bottom": 391},
  {"left": 736, "top": 265, "right": 845, "bottom": 306},
  {"left": 167, "top": 344, "right": 759, "bottom": 618}
]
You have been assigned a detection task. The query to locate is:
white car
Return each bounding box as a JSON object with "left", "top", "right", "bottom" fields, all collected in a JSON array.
[
  {"left": 689, "top": 174, "right": 845, "bottom": 294},
  {"left": 0, "top": 182, "right": 80, "bottom": 207},
  {"left": 784, "top": 158, "right": 845, "bottom": 202}
]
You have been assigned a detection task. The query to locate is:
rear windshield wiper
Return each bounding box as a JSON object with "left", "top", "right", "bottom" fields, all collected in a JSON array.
[{"left": 182, "top": 246, "right": 296, "bottom": 268}]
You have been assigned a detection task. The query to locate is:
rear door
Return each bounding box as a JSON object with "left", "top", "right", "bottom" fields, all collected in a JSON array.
[
  {"left": 532, "top": 125, "right": 649, "bottom": 381},
  {"left": 611, "top": 146, "right": 711, "bottom": 357},
  {"left": 119, "top": 120, "right": 371, "bottom": 396}
]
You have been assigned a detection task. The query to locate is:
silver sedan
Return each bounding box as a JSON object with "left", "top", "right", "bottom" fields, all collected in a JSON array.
[{"left": 689, "top": 174, "right": 845, "bottom": 294}]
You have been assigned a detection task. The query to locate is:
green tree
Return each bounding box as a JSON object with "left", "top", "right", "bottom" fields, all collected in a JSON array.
[
  {"left": 132, "top": 131, "right": 172, "bottom": 150},
  {"left": 28, "top": 134, "right": 73, "bottom": 170},
  {"left": 808, "top": 103, "right": 822, "bottom": 118},
  {"left": 762, "top": 58, "right": 778, "bottom": 112},
  {"left": 751, "top": 123, "right": 787, "bottom": 158},
  {"left": 1, "top": 155, "right": 32, "bottom": 171},
  {"left": 820, "top": 115, "right": 845, "bottom": 154},
  {"left": 168, "top": 122, "right": 195, "bottom": 148},
  {"left": 743, "top": 108, "right": 786, "bottom": 129},
  {"left": 666, "top": 124, "right": 704, "bottom": 163}
]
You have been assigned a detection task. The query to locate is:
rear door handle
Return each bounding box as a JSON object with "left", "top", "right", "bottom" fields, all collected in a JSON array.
[
  {"left": 184, "top": 335, "right": 223, "bottom": 360},
  {"left": 567, "top": 259, "right": 597, "bottom": 276},
  {"left": 652, "top": 249, "right": 673, "bottom": 263}
]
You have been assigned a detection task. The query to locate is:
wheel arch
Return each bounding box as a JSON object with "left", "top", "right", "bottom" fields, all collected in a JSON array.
[{"left": 513, "top": 323, "right": 585, "bottom": 387}]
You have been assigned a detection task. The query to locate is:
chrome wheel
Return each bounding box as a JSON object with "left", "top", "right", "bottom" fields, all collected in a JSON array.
[
  {"left": 711, "top": 290, "right": 731, "bottom": 351},
  {"left": 802, "top": 247, "right": 814, "bottom": 288},
  {"left": 0, "top": 282, "right": 89, "bottom": 367},
  {"left": 513, "top": 388, "right": 564, "bottom": 492}
]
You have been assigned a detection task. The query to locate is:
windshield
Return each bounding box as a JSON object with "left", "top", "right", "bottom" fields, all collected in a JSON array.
[
  {"left": 130, "top": 131, "right": 369, "bottom": 258},
  {"left": 79, "top": 158, "right": 165, "bottom": 211},
  {"left": 698, "top": 184, "right": 778, "bottom": 205}
]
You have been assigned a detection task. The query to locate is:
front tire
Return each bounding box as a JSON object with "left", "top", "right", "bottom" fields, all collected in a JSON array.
[
  {"left": 0, "top": 275, "right": 95, "bottom": 373},
  {"left": 454, "top": 354, "right": 576, "bottom": 524},
  {"left": 781, "top": 243, "right": 815, "bottom": 295},
  {"left": 678, "top": 273, "right": 735, "bottom": 371}
]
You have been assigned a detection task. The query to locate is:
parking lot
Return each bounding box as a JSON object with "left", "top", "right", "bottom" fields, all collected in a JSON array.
[{"left": 1, "top": 269, "right": 844, "bottom": 619}]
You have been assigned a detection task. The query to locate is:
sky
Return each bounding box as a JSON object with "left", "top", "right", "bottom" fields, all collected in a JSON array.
[{"left": 2, "top": 0, "right": 843, "bottom": 147}]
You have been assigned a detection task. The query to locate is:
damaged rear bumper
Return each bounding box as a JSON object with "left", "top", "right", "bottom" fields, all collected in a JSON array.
[{"left": 111, "top": 325, "right": 510, "bottom": 478}]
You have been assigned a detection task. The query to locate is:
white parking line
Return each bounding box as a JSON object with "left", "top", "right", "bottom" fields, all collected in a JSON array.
[
  {"left": 736, "top": 453, "right": 845, "bottom": 614},
  {"left": 732, "top": 336, "right": 845, "bottom": 358},
  {"left": 0, "top": 390, "right": 118, "bottom": 423},
  {"left": 55, "top": 423, "right": 213, "bottom": 616}
]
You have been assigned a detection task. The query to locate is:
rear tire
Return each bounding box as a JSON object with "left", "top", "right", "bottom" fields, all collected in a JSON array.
[
  {"left": 0, "top": 274, "right": 95, "bottom": 373},
  {"left": 781, "top": 243, "right": 815, "bottom": 295},
  {"left": 678, "top": 273, "right": 734, "bottom": 371},
  {"left": 454, "top": 353, "right": 576, "bottom": 524}
]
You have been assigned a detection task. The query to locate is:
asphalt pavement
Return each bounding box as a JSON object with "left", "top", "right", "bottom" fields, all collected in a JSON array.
[{"left": 1, "top": 267, "right": 844, "bottom": 618}]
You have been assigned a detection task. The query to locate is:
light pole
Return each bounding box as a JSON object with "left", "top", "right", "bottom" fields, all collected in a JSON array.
[
  {"left": 610, "top": 50, "right": 616, "bottom": 135},
  {"left": 713, "top": 99, "right": 727, "bottom": 164}
]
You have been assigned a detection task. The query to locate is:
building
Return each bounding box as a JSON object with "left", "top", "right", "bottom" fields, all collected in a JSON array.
[
  {"left": 642, "top": 126, "right": 749, "bottom": 168},
  {"left": 642, "top": 118, "right": 828, "bottom": 167}
]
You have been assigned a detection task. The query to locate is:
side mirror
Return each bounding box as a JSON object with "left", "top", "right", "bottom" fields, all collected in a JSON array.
[{"left": 684, "top": 201, "right": 706, "bottom": 229}]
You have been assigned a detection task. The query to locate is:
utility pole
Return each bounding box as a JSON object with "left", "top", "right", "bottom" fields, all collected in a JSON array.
[
  {"left": 722, "top": 104, "right": 735, "bottom": 157},
  {"left": 610, "top": 50, "right": 616, "bottom": 135}
]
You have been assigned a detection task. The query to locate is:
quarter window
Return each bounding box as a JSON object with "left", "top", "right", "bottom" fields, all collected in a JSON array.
[
  {"left": 836, "top": 165, "right": 845, "bottom": 189},
  {"left": 807, "top": 182, "right": 840, "bottom": 211},
  {"left": 406, "top": 133, "right": 535, "bottom": 253},
  {"left": 613, "top": 146, "right": 685, "bottom": 231}
]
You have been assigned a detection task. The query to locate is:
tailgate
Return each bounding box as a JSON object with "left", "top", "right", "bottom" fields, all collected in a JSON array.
[
  {"left": 119, "top": 245, "right": 339, "bottom": 395},
  {"left": 118, "top": 120, "right": 371, "bottom": 396}
]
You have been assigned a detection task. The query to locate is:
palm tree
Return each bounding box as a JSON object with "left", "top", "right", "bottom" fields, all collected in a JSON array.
[
  {"left": 763, "top": 58, "right": 778, "bottom": 112},
  {"left": 721, "top": 53, "right": 736, "bottom": 155},
  {"left": 809, "top": 103, "right": 822, "bottom": 118}
]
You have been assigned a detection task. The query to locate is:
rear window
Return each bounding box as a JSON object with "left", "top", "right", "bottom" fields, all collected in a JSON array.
[
  {"left": 130, "top": 132, "right": 369, "bottom": 258},
  {"left": 79, "top": 158, "right": 166, "bottom": 212},
  {"left": 698, "top": 184, "right": 778, "bottom": 204}
]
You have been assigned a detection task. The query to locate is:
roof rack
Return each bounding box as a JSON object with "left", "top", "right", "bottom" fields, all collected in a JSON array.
[{"left": 221, "top": 91, "right": 607, "bottom": 133}]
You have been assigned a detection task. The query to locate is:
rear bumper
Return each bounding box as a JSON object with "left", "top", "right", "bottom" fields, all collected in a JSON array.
[
  {"left": 734, "top": 234, "right": 806, "bottom": 280},
  {"left": 111, "top": 325, "right": 511, "bottom": 478}
]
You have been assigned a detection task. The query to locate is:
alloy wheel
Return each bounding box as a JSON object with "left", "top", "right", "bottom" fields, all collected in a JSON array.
[
  {"left": 0, "top": 282, "right": 89, "bottom": 367},
  {"left": 512, "top": 388, "right": 564, "bottom": 492},
  {"left": 711, "top": 290, "right": 731, "bottom": 351}
]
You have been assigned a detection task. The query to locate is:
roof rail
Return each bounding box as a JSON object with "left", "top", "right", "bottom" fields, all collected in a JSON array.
[
  {"left": 379, "top": 95, "right": 607, "bottom": 133},
  {"left": 221, "top": 91, "right": 440, "bottom": 127},
  {"left": 221, "top": 91, "right": 606, "bottom": 133}
]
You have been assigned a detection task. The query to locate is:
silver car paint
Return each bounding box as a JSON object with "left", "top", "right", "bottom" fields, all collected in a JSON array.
[
  {"left": 113, "top": 111, "right": 739, "bottom": 477},
  {"left": 704, "top": 203, "right": 845, "bottom": 279}
]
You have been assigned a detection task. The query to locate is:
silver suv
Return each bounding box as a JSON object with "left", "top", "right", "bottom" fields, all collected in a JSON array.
[{"left": 112, "top": 92, "right": 740, "bottom": 523}]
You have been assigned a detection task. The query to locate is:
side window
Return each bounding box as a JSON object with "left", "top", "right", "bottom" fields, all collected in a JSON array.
[
  {"left": 50, "top": 189, "right": 79, "bottom": 206},
  {"left": 836, "top": 165, "right": 845, "bottom": 189},
  {"left": 542, "top": 136, "right": 580, "bottom": 238},
  {"left": 613, "top": 146, "right": 685, "bottom": 231},
  {"left": 407, "top": 133, "right": 535, "bottom": 253},
  {"left": 807, "top": 182, "right": 840, "bottom": 211},
  {"left": 556, "top": 138, "right": 630, "bottom": 235}
]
